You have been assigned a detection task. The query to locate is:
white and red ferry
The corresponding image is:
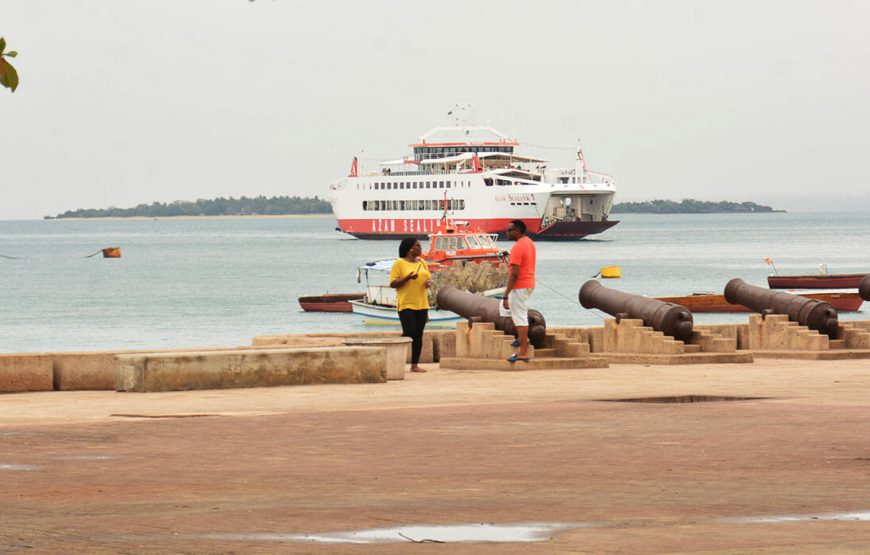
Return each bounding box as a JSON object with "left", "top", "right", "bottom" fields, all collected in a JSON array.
[{"left": 328, "top": 104, "right": 619, "bottom": 241}]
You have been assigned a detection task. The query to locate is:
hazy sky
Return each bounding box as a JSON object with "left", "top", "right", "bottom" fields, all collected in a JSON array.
[{"left": 3, "top": 0, "right": 869, "bottom": 219}]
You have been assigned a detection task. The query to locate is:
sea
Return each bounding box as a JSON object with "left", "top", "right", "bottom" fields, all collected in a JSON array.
[{"left": 1, "top": 213, "right": 868, "bottom": 354}]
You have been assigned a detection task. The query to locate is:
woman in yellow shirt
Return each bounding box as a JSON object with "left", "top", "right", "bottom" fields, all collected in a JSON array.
[{"left": 389, "top": 237, "right": 432, "bottom": 373}]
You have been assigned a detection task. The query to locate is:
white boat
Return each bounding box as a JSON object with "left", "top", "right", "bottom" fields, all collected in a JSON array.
[
  {"left": 352, "top": 259, "right": 502, "bottom": 324},
  {"left": 328, "top": 102, "right": 618, "bottom": 241}
]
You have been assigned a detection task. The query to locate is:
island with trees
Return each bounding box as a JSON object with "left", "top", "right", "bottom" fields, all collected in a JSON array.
[
  {"left": 611, "top": 199, "right": 780, "bottom": 214},
  {"left": 46, "top": 195, "right": 332, "bottom": 219}
]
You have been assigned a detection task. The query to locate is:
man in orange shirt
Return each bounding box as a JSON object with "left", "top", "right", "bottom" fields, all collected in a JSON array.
[{"left": 502, "top": 220, "right": 536, "bottom": 362}]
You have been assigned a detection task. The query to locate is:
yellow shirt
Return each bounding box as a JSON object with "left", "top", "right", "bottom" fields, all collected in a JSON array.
[{"left": 389, "top": 258, "right": 432, "bottom": 311}]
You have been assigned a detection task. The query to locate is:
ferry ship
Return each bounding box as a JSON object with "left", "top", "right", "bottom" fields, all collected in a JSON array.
[{"left": 328, "top": 104, "right": 619, "bottom": 240}]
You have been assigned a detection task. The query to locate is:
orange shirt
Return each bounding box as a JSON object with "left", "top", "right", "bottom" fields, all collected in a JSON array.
[{"left": 508, "top": 236, "right": 536, "bottom": 289}]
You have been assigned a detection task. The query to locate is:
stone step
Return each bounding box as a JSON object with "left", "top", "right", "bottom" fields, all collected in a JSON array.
[
  {"left": 533, "top": 348, "right": 557, "bottom": 357},
  {"left": 683, "top": 344, "right": 702, "bottom": 353},
  {"left": 440, "top": 356, "right": 609, "bottom": 371},
  {"left": 555, "top": 341, "right": 590, "bottom": 357},
  {"left": 828, "top": 339, "right": 847, "bottom": 350}
]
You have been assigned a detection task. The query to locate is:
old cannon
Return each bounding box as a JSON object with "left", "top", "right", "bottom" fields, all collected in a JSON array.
[
  {"left": 578, "top": 280, "right": 694, "bottom": 341},
  {"left": 860, "top": 275, "right": 870, "bottom": 302},
  {"left": 436, "top": 285, "right": 547, "bottom": 347},
  {"left": 723, "top": 277, "right": 839, "bottom": 337}
]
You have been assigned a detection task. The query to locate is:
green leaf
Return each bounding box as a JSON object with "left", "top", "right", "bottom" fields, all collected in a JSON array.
[
  {"left": 6, "top": 61, "right": 18, "bottom": 91},
  {"left": 6, "top": 51, "right": 16, "bottom": 58},
  {"left": 0, "top": 38, "right": 5, "bottom": 54},
  {"left": 0, "top": 58, "right": 18, "bottom": 92}
]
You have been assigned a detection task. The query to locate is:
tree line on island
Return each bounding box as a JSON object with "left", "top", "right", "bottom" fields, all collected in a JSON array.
[
  {"left": 45, "top": 196, "right": 778, "bottom": 219},
  {"left": 611, "top": 199, "right": 778, "bottom": 214},
  {"left": 46, "top": 196, "right": 333, "bottom": 219}
]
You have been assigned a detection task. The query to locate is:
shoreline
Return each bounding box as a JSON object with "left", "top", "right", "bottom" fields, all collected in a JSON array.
[{"left": 45, "top": 213, "right": 334, "bottom": 222}]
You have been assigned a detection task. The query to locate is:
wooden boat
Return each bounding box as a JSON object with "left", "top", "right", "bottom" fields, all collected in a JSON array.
[
  {"left": 656, "top": 291, "right": 865, "bottom": 313},
  {"left": 298, "top": 293, "right": 365, "bottom": 313},
  {"left": 102, "top": 247, "right": 121, "bottom": 258},
  {"left": 351, "top": 259, "right": 504, "bottom": 324},
  {"left": 767, "top": 273, "right": 868, "bottom": 289}
]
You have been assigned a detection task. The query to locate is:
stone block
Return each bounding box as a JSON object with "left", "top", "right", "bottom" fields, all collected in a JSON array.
[
  {"left": 52, "top": 352, "right": 117, "bottom": 390},
  {"left": 344, "top": 337, "right": 410, "bottom": 380},
  {"left": 115, "top": 347, "right": 387, "bottom": 392},
  {"left": 0, "top": 354, "right": 53, "bottom": 393}
]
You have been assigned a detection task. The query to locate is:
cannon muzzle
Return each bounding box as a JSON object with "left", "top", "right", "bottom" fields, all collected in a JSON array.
[
  {"left": 724, "top": 277, "right": 839, "bottom": 337},
  {"left": 860, "top": 275, "right": 870, "bottom": 302},
  {"left": 436, "top": 286, "right": 547, "bottom": 347},
  {"left": 578, "top": 280, "right": 694, "bottom": 342}
]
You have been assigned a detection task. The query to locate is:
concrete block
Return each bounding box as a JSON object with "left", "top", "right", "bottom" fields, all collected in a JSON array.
[
  {"left": 344, "top": 337, "right": 410, "bottom": 380},
  {"left": 0, "top": 354, "right": 53, "bottom": 393},
  {"left": 115, "top": 347, "right": 387, "bottom": 392}
]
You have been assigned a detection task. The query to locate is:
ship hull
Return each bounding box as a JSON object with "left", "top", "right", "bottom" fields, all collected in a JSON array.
[
  {"left": 656, "top": 292, "right": 864, "bottom": 313},
  {"left": 767, "top": 274, "right": 868, "bottom": 289},
  {"left": 335, "top": 217, "right": 619, "bottom": 240}
]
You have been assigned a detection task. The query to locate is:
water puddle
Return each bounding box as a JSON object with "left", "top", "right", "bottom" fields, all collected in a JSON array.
[
  {"left": 717, "top": 511, "right": 870, "bottom": 524},
  {"left": 51, "top": 455, "right": 118, "bottom": 461},
  {"left": 600, "top": 395, "right": 768, "bottom": 404},
  {"left": 0, "top": 463, "right": 42, "bottom": 471},
  {"left": 193, "top": 522, "right": 583, "bottom": 544}
]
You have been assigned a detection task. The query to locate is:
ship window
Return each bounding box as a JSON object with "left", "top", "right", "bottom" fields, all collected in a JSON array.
[
  {"left": 362, "top": 201, "right": 367, "bottom": 210},
  {"left": 484, "top": 178, "right": 493, "bottom": 187},
  {"left": 446, "top": 182, "right": 451, "bottom": 188},
  {"left": 448, "top": 237, "right": 462, "bottom": 250},
  {"left": 439, "top": 181, "right": 445, "bottom": 188},
  {"left": 413, "top": 182, "right": 418, "bottom": 189},
  {"left": 435, "top": 237, "right": 449, "bottom": 250},
  {"left": 466, "top": 235, "right": 481, "bottom": 248}
]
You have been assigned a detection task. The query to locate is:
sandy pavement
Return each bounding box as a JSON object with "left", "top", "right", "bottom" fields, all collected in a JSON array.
[{"left": 2, "top": 358, "right": 870, "bottom": 553}]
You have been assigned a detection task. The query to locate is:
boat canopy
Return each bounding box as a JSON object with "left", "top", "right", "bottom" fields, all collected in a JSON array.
[
  {"left": 414, "top": 125, "right": 516, "bottom": 146},
  {"left": 379, "top": 158, "right": 415, "bottom": 166}
]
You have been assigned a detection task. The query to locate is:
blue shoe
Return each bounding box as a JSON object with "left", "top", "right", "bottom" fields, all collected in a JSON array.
[
  {"left": 507, "top": 353, "right": 530, "bottom": 363},
  {"left": 511, "top": 339, "right": 520, "bottom": 347}
]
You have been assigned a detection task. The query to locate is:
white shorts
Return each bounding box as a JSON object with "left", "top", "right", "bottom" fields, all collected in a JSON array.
[{"left": 508, "top": 288, "right": 534, "bottom": 327}]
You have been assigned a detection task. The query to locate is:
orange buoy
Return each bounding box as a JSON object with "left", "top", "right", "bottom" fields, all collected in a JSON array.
[{"left": 101, "top": 247, "right": 121, "bottom": 258}]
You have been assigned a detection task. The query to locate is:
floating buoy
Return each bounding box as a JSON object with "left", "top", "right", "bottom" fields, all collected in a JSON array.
[
  {"left": 592, "top": 265, "right": 621, "bottom": 279},
  {"left": 85, "top": 247, "right": 122, "bottom": 259}
]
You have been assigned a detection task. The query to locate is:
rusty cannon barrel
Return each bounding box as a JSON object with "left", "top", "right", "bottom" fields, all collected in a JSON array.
[
  {"left": 436, "top": 285, "right": 547, "bottom": 347},
  {"left": 860, "top": 275, "right": 870, "bottom": 302},
  {"left": 578, "top": 280, "right": 694, "bottom": 341},
  {"left": 723, "top": 277, "right": 839, "bottom": 337}
]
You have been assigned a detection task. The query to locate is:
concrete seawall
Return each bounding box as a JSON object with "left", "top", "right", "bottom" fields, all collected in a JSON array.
[{"left": 115, "top": 347, "right": 387, "bottom": 392}]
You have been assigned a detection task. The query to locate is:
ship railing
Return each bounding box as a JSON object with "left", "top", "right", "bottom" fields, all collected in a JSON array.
[{"left": 364, "top": 169, "right": 473, "bottom": 177}]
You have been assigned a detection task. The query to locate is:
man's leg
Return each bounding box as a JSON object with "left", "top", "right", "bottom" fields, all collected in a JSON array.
[{"left": 516, "top": 325, "right": 530, "bottom": 359}]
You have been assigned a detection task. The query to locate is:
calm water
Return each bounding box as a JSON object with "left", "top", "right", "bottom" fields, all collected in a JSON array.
[{"left": 1, "top": 213, "right": 868, "bottom": 353}]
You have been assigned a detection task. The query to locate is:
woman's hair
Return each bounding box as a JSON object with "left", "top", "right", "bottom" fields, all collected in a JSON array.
[{"left": 398, "top": 237, "right": 418, "bottom": 258}]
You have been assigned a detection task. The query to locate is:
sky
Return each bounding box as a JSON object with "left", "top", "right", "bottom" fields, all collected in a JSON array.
[{"left": 2, "top": 0, "right": 869, "bottom": 219}]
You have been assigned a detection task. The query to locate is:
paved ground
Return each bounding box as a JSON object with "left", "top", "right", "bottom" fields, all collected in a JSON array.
[{"left": 1, "top": 359, "right": 870, "bottom": 553}]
